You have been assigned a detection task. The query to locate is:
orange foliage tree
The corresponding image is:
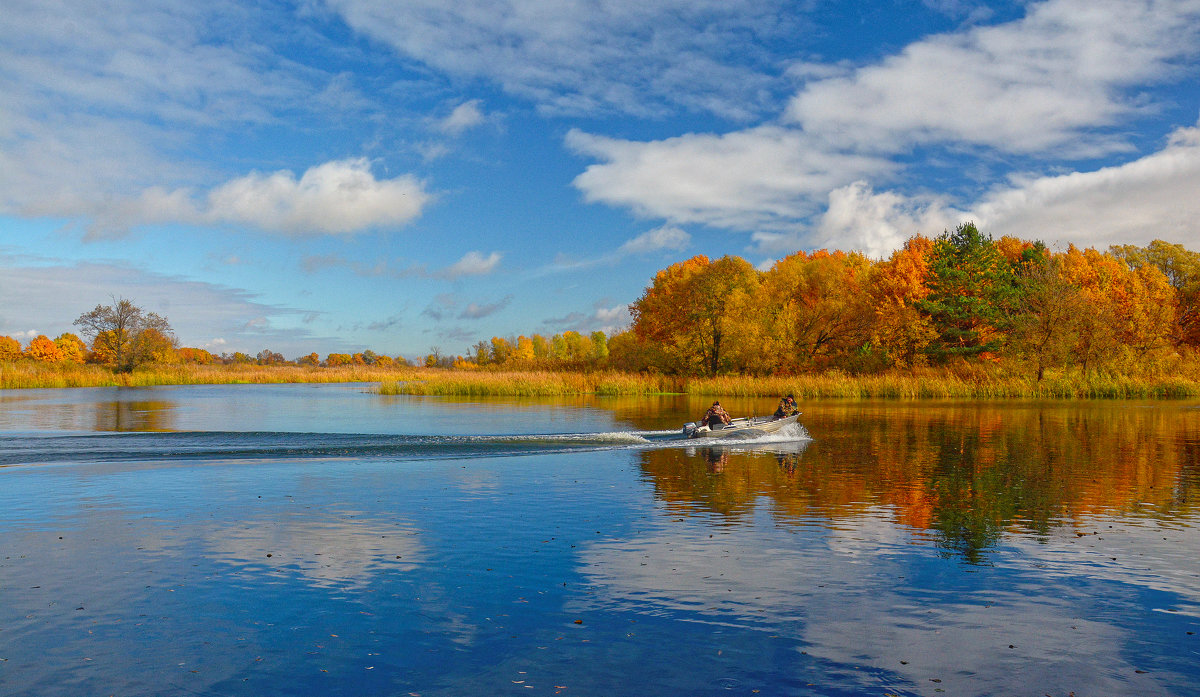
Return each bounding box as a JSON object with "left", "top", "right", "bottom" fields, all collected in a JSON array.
[
  {"left": 867, "top": 235, "right": 937, "bottom": 368},
  {"left": 0, "top": 335, "right": 24, "bottom": 361},
  {"left": 25, "top": 335, "right": 64, "bottom": 362}
]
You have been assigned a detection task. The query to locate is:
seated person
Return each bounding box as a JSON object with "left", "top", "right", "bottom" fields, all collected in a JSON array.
[
  {"left": 773, "top": 394, "right": 797, "bottom": 420},
  {"left": 702, "top": 401, "right": 732, "bottom": 428}
]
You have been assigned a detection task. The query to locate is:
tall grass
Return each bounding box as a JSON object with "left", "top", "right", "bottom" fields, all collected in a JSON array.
[
  {"left": 7, "top": 360, "right": 1200, "bottom": 399},
  {"left": 376, "top": 370, "right": 683, "bottom": 397},
  {"left": 0, "top": 361, "right": 419, "bottom": 389}
]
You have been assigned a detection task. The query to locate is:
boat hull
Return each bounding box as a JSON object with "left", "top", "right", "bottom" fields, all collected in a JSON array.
[{"left": 683, "top": 413, "right": 800, "bottom": 439}]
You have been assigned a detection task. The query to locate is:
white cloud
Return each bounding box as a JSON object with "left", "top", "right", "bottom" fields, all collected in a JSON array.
[
  {"left": 789, "top": 121, "right": 1200, "bottom": 256},
  {"left": 202, "top": 159, "right": 429, "bottom": 236},
  {"left": 973, "top": 121, "right": 1200, "bottom": 247},
  {"left": 85, "top": 159, "right": 431, "bottom": 237},
  {"left": 568, "top": 127, "right": 894, "bottom": 231},
  {"left": 0, "top": 0, "right": 339, "bottom": 222},
  {"left": 437, "top": 100, "right": 486, "bottom": 135},
  {"left": 440, "top": 251, "right": 503, "bottom": 279},
  {"left": 814, "top": 182, "right": 963, "bottom": 257},
  {"left": 786, "top": 0, "right": 1200, "bottom": 155},
  {"left": 325, "top": 0, "right": 796, "bottom": 118},
  {"left": 618, "top": 225, "right": 691, "bottom": 254}
]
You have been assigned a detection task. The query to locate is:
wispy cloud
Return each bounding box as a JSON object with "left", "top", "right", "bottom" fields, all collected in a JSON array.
[
  {"left": 566, "top": 0, "right": 1200, "bottom": 254},
  {"left": 786, "top": 0, "right": 1200, "bottom": 155},
  {"left": 325, "top": 0, "right": 799, "bottom": 118},
  {"left": 617, "top": 225, "right": 691, "bottom": 254},
  {"left": 542, "top": 301, "right": 632, "bottom": 334},
  {"left": 0, "top": 252, "right": 332, "bottom": 354},
  {"left": 439, "top": 251, "right": 502, "bottom": 279},
  {"left": 436, "top": 100, "right": 487, "bottom": 135},
  {"left": 458, "top": 296, "right": 512, "bottom": 320},
  {"left": 303, "top": 249, "right": 503, "bottom": 280}
]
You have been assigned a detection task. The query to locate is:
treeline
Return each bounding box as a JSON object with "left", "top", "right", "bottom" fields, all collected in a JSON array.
[
  {"left": 0, "top": 334, "right": 416, "bottom": 371},
  {"left": 465, "top": 225, "right": 1200, "bottom": 379},
  {"left": 7, "top": 225, "right": 1198, "bottom": 382}
]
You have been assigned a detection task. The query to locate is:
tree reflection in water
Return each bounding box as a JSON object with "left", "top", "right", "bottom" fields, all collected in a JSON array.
[{"left": 636, "top": 401, "right": 1200, "bottom": 563}]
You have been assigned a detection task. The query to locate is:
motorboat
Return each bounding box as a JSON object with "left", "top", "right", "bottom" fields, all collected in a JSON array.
[{"left": 682, "top": 413, "right": 801, "bottom": 440}]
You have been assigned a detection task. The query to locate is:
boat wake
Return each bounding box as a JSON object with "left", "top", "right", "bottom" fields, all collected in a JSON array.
[{"left": 0, "top": 424, "right": 810, "bottom": 467}]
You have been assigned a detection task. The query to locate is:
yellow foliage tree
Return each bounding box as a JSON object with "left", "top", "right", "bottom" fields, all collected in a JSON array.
[
  {"left": 631, "top": 255, "right": 760, "bottom": 374},
  {"left": 54, "top": 333, "right": 88, "bottom": 362}
]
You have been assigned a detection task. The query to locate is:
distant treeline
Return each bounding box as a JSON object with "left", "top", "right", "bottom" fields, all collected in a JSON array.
[
  {"left": 465, "top": 224, "right": 1200, "bottom": 380},
  {"left": 5, "top": 224, "right": 1199, "bottom": 383}
]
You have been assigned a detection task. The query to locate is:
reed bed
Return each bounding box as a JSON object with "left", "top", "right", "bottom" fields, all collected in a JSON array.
[
  {"left": 376, "top": 370, "right": 682, "bottom": 397},
  {"left": 0, "top": 361, "right": 418, "bottom": 389},
  {"left": 6, "top": 360, "right": 1200, "bottom": 399}
]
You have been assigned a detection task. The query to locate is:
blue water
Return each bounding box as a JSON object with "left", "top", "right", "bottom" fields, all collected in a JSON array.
[{"left": 1, "top": 384, "right": 1197, "bottom": 696}]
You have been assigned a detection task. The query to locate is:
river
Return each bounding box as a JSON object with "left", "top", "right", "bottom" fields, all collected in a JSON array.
[{"left": 1, "top": 384, "right": 1197, "bottom": 696}]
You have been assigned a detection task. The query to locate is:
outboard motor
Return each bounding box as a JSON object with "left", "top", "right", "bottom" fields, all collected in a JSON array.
[{"left": 682, "top": 422, "right": 699, "bottom": 438}]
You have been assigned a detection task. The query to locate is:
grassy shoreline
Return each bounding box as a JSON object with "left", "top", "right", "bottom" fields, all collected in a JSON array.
[{"left": 5, "top": 361, "right": 1200, "bottom": 399}]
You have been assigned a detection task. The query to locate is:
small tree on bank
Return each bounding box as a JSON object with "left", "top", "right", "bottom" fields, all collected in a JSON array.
[{"left": 74, "top": 297, "right": 174, "bottom": 372}]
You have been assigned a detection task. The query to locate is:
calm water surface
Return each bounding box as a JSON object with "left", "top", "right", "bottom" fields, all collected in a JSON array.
[{"left": 1, "top": 384, "right": 1197, "bottom": 696}]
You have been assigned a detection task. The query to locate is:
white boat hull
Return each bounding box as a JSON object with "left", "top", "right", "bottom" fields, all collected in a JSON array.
[{"left": 682, "top": 413, "right": 800, "bottom": 440}]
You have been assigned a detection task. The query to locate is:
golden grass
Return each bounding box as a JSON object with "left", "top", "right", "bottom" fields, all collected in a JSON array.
[
  {"left": 0, "top": 361, "right": 419, "bottom": 389},
  {"left": 6, "top": 359, "right": 1200, "bottom": 399}
]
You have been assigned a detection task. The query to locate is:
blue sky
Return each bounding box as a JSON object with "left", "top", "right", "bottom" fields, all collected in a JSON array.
[{"left": 2, "top": 0, "right": 1199, "bottom": 359}]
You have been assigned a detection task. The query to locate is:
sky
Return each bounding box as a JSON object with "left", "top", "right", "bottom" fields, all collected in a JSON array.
[{"left": 2, "top": 0, "right": 1199, "bottom": 359}]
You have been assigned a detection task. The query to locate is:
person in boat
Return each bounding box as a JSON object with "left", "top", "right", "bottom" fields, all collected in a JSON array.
[
  {"left": 701, "top": 401, "right": 732, "bottom": 428},
  {"left": 773, "top": 394, "right": 798, "bottom": 420}
]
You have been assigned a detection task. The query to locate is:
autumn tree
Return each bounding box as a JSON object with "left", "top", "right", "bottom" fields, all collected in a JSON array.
[
  {"left": 326, "top": 353, "right": 352, "bottom": 367},
  {"left": 755, "top": 249, "right": 875, "bottom": 373},
  {"left": 0, "top": 335, "right": 22, "bottom": 361},
  {"left": 74, "top": 297, "right": 174, "bottom": 372},
  {"left": 631, "top": 255, "right": 759, "bottom": 374},
  {"left": 1058, "top": 245, "right": 1175, "bottom": 371},
  {"left": 1006, "top": 253, "right": 1086, "bottom": 380},
  {"left": 1111, "top": 240, "right": 1200, "bottom": 347},
  {"left": 867, "top": 236, "right": 937, "bottom": 368},
  {"left": 25, "top": 335, "right": 64, "bottom": 362},
  {"left": 179, "top": 347, "right": 216, "bottom": 364},
  {"left": 54, "top": 333, "right": 88, "bottom": 363}
]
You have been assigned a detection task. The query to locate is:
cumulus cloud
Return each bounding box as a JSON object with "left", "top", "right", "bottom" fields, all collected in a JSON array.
[
  {"left": 568, "top": 127, "right": 893, "bottom": 231},
  {"left": 814, "top": 182, "right": 963, "bottom": 258},
  {"left": 82, "top": 159, "right": 431, "bottom": 238},
  {"left": 203, "top": 159, "right": 429, "bottom": 234},
  {"left": 973, "top": 121, "right": 1200, "bottom": 247},
  {"left": 796, "top": 121, "right": 1200, "bottom": 256},
  {"left": 786, "top": 0, "right": 1200, "bottom": 155},
  {"left": 564, "top": 0, "right": 1200, "bottom": 255},
  {"left": 439, "top": 251, "right": 503, "bottom": 279}
]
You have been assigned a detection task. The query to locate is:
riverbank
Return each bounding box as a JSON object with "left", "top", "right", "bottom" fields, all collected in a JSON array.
[
  {"left": 377, "top": 366, "right": 1200, "bottom": 399},
  {"left": 6, "top": 360, "right": 1200, "bottom": 398}
]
